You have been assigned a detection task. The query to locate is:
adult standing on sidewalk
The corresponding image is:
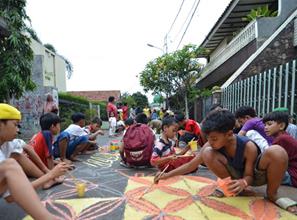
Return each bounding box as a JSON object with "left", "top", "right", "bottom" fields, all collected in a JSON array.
[{"left": 107, "top": 96, "right": 118, "bottom": 120}]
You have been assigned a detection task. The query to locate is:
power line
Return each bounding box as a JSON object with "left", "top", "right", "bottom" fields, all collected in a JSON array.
[
  {"left": 173, "top": 0, "right": 199, "bottom": 43},
  {"left": 176, "top": 0, "right": 201, "bottom": 49},
  {"left": 167, "top": 0, "right": 185, "bottom": 35}
]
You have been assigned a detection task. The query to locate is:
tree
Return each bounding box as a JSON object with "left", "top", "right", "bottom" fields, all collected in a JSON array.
[
  {"left": 131, "top": 92, "right": 148, "bottom": 109},
  {"left": 140, "top": 44, "right": 204, "bottom": 118},
  {"left": 0, "top": 0, "right": 35, "bottom": 102},
  {"left": 44, "top": 43, "right": 57, "bottom": 53},
  {"left": 120, "top": 92, "right": 136, "bottom": 107}
]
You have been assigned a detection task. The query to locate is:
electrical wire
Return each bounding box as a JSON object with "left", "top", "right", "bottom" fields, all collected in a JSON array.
[
  {"left": 167, "top": 0, "right": 185, "bottom": 35},
  {"left": 176, "top": 0, "right": 201, "bottom": 49},
  {"left": 173, "top": 0, "right": 199, "bottom": 43}
]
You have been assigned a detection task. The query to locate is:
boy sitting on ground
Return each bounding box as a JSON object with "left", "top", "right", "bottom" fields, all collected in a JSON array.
[
  {"left": 54, "top": 112, "right": 89, "bottom": 162},
  {"left": 0, "top": 104, "right": 69, "bottom": 195},
  {"left": 201, "top": 110, "right": 297, "bottom": 214},
  {"left": 175, "top": 113, "right": 205, "bottom": 148},
  {"left": 235, "top": 106, "right": 272, "bottom": 151},
  {"left": 150, "top": 117, "right": 194, "bottom": 173},
  {"left": 30, "top": 112, "right": 62, "bottom": 169},
  {"left": 83, "top": 116, "right": 104, "bottom": 150},
  {"left": 263, "top": 111, "right": 297, "bottom": 187}
]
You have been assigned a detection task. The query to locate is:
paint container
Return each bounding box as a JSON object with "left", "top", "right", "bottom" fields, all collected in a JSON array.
[
  {"left": 76, "top": 182, "right": 86, "bottom": 198},
  {"left": 110, "top": 140, "right": 119, "bottom": 151},
  {"left": 189, "top": 140, "right": 198, "bottom": 152},
  {"left": 217, "top": 177, "right": 235, "bottom": 197}
]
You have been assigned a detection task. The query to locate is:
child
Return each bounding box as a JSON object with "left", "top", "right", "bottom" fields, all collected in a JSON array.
[
  {"left": 83, "top": 116, "right": 104, "bottom": 150},
  {"left": 150, "top": 117, "right": 194, "bottom": 173},
  {"left": 200, "top": 110, "right": 297, "bottom": 214},
  {"left": 235, "top": 106, "right": 273, "bottom": 147},
  {"left": 109, "top": 112, "right": 117, "bottom": 137},
  {"left": 175, "top": 112, "right": 205, "bottom": 147},
  {"left": 0, "top": 107, "right": 68, "bottom": 191},
  {"left": 29, "top": 112, "right": 62, "bottom": 169},
  {"left": 263, "top": 111, "right": 297, "bottom": 187},
  {"left": 273, "top": 107, "right": 297, "bottom": 139},
  {"left": 0, "top": 159, "right": 56, "bottom": 220},
  {"left": 0, "top": 104, "right": 68, "bottom": 217},
  {"left": 54, "top": 112, "right": 89, "bottom": 162}
]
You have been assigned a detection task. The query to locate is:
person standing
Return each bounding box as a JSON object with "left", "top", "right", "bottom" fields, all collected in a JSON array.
[
  {"left": 122, "top": 102, "right": 129, "bottom": 121},
  {"left": 43, "top": 94, "right": 58, "bottom": 114},
  {"left": 107, "top": 96, "right": 118, "bottom": 120}
]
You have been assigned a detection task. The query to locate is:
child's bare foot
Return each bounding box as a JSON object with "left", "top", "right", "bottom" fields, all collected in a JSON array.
[{"left": 42, "top": 179, "right": 62, "bottom": 189}]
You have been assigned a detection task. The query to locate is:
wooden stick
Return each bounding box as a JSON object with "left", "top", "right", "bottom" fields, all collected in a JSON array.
[{"left": 138, "top": 164, "right": 170, "bottom": 199}]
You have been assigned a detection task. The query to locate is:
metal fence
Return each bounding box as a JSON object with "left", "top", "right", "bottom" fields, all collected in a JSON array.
[{"left": 221, "top": 59, "right": 297, "bottom": 120}]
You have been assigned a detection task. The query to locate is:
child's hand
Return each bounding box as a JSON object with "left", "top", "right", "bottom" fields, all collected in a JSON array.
[
  {"left": 170, "top": 155, "right": 177, "bottom": 160},
  {"left": 49, "top": 162, "right": 71, "bottom": 178},
  {"left": 227, "top": 179, "right": 247, "bottom": 195},
  {"left": 154, "top": 172, "right": 168, "bottom": 184},
  {"left": 98, "top": 130, "right": 104, "bottom": 135}
]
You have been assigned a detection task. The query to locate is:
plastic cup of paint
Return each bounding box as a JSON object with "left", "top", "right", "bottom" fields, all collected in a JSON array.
[
  {"left": 189, "top": 140, "right": 198, "bottom": 151},
  {"left": 217, "top": 177, "right": 235, "bottom": 197},
  {"left": 76, "top": 182, "right": 86, "bottom": 198}
]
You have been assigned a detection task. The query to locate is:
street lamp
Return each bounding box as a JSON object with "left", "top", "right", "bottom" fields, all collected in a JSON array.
[{"left": 147, "top": 43, "right": 164, "bottom": 54}]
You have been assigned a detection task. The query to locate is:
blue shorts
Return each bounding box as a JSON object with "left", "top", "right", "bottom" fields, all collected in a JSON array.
[
  {"left": 53, "top": 131, "right": 70, "bottom": 158},
  {"left": 66, "top": 135, "right": 88, "bottom": 158},
  {"left": 282, "top": 171, "right": 292, "bottom": 186}
]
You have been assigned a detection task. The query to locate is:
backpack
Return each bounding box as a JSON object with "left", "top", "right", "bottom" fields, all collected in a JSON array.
[{"left": 122, "top": 123, "right": 154, "bottom": 166}]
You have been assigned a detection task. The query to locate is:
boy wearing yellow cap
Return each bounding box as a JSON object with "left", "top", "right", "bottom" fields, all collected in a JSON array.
[
  {"left": 0, "top": 104, "right": 70, "bottom": 191},
  {"left": 0, "top": 104, "right": 56, "bottom": 219}
]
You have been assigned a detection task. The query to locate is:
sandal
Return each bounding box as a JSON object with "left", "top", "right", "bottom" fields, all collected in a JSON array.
[{"left": 275, "top": 197, "right": 297, "bottom": 214}]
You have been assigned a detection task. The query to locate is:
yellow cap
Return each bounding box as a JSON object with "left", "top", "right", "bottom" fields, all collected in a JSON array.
[{"left": 0, "top": 104, "right": 21, "bottom": 120}]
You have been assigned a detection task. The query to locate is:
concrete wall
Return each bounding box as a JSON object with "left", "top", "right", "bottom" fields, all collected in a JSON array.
[
  {"left": 11, "top": 39, "right": 66, "bottom": 140},
  {"left": 209, "top": 38, "right": 229, "bottom": 61},
  {"left": 31, "top": 39, "right": 67, "bottom": 91},
  {"left": 238, "top": 19, "right": 297, "bottom": 80}
]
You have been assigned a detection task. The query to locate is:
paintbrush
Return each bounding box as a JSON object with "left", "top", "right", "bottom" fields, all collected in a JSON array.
[{"left": 138, "top": 164, "right": 170, "bottom": 199}]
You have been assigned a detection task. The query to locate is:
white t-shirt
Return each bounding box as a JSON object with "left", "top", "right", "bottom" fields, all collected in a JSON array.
[
  {"left": 109, "top": 117, "right": 117, "bottom": 127},
  {"left": 64, "top": 124, "right": 87, "bottom": 140},
  {"left": 0, "top": 139, "right": 26, "bottom": 198},
  {"left": 0, "top": 139, "right": 25, "bottom": 162},
  {"left": 246, "top": 130, "right": 269, "bottom": 153}
]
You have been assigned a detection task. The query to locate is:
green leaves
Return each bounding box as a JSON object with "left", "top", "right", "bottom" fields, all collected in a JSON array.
[
  {"left": 0, "top": 0, "right": 35, "bottom": 102},
  {"left": 242, "top": 5, "right": 278, "bottom": 22}
]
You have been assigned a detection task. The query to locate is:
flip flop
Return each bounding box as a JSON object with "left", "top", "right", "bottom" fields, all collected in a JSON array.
[{"left": 275, "top": 197, "right": 297, "bottom": 214}]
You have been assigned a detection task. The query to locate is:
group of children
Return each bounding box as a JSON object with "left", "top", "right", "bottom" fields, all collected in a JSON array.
[
  {"left": 0, "top": 103, "right": 105, "bottom": 219},
  {"left": 152, "top": 106, "right": 297, "bottom": 214},
  {"left": 2, "top": 101, "right": 297, "bottom": 217}
]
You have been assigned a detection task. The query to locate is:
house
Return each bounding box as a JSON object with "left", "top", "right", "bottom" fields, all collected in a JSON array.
[
  {"left": 68, "top": 90, "right": 121, "bottom": 102},
  {"left": 12, "top": 38, "right": 68, "bottom": 139},
  {"left": 195, "top": 0, "right": 297, "bottom": 121}
]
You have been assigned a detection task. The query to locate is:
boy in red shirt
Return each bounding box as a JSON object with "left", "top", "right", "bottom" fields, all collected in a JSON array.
[
  {"left": 175, "top": 113, "right": 205, "bottom": 147},
  {"left": 30, "top": 113, "right": 61, "bottom": 169},
  {"left": 263, "top": 111, "right": 297, "bottom": 188}
]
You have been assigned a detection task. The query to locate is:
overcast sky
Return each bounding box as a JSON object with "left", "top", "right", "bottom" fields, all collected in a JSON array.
[{"left": 26, "top": 0, "right": 231, "bottom": 100}]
